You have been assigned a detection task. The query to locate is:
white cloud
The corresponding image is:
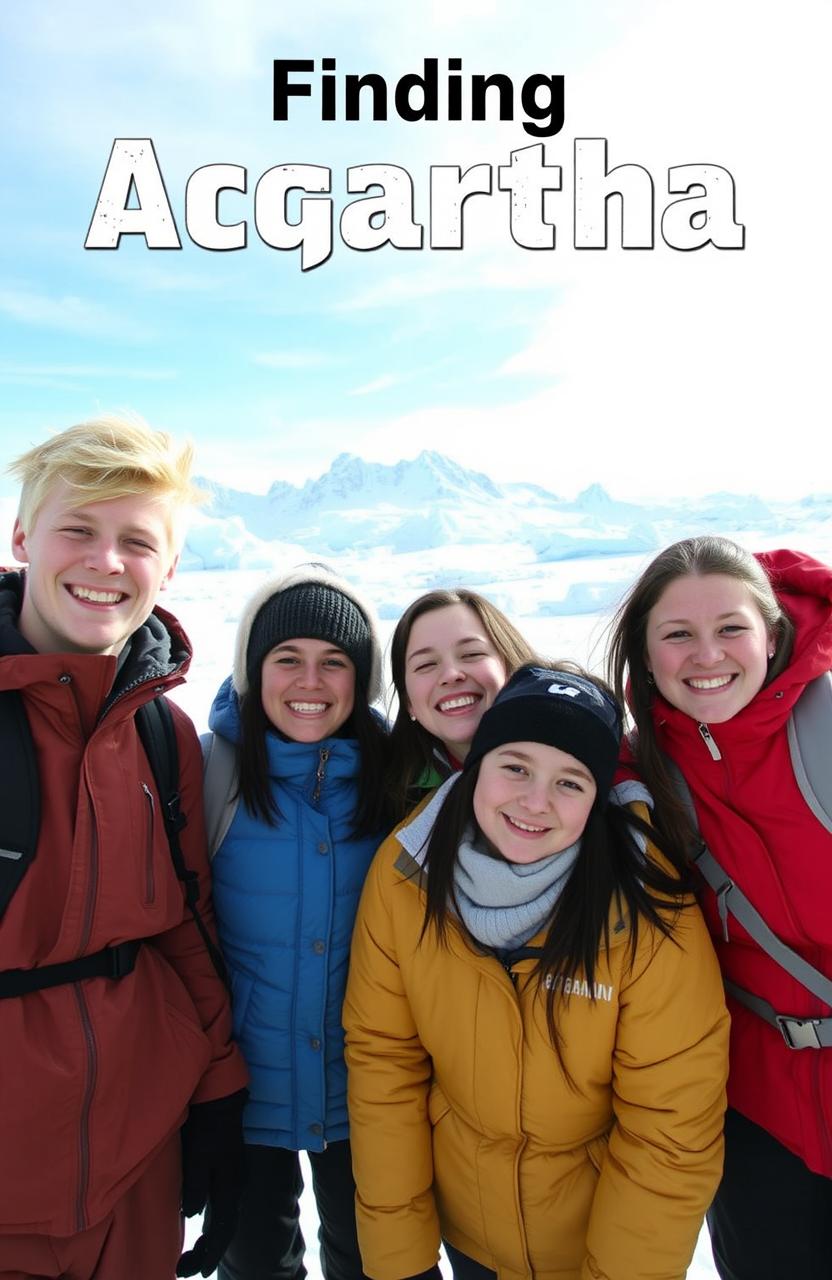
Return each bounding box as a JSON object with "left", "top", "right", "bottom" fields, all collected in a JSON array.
[
  {"left": 253, "top": 351, "right": 330, "bottom": 370},
  {"left": 333, "top": 252, "right": 556, "bottom": 311},
  {"left": 100, "top": 261, "right": 222, "bottom": 294},
  {"left": 0, "top": 289, "right": 150, "bottom": 341},
  {"left": 0, "top": 362, "right": 175, "bottom": 384},
  {"left": 348, "top": 373, "right": 401, "bottom": 396}
]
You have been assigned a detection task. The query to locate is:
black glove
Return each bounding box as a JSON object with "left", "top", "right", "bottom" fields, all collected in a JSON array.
[{"left": 176, "top": 1088, "right": 248, "bottom": 1279}]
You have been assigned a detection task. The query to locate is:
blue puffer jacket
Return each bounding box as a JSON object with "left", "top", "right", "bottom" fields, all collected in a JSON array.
[{"left": 208, "top": 676, "right": 383, "bottom": 1151}]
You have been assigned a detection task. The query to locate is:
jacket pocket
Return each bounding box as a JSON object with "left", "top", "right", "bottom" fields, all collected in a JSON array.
[
  {"left": 229, "top": 969, "right": 255, "bottom": 1041},
  {"left": 141, "top": 781, "right": 156, "bottom": 905}
]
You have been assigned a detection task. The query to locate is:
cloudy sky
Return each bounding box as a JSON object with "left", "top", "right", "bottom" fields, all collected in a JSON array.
[{"left": 0, "top": 0, "right": 828, "bottom": 502}]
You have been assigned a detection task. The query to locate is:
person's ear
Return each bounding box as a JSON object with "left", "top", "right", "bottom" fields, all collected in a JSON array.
[
  {"left": 159, "top": 552, "right": 179, "bottom": 591},
  {"left": 11, "top": 517, "right": 29, "bottom": 565}
]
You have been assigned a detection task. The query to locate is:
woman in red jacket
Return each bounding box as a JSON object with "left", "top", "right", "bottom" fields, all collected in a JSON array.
[{"left": 607, "top": 535, "right": 832, "bottom": 1280}]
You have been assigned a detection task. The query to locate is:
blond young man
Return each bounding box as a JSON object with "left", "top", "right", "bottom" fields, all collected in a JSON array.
[{"left": 0, "top": 417, "right": 247, "bottom": 1280}]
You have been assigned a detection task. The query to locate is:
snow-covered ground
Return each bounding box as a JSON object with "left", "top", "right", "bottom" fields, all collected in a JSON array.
[{"left": 183, "top": 1172, "right": 720, "bottom": 1278}]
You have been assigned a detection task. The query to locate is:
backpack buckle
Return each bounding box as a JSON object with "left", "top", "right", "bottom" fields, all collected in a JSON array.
[
  {"left": 164, "top": 791, "right": 187, "bottom": 832},
  {"left": 107, "top": 941, "right": 140, "bottom": 979},
  {"left": 776, "top": 1015, "right": 822, "bottom": 1050}
]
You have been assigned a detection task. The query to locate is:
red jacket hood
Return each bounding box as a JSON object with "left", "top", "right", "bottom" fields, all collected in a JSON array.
[{"left": 757, "top": 547, "right": 832, "bottom": 686}]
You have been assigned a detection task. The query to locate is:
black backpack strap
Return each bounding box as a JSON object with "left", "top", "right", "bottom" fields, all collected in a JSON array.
[
  {"left": 0, "top": 690, "right": 40, "bottom": 920},
  {"left": 0, "top": 690, "right": 141, "bottom": 998},
  {"left": 136, "top": 697, "right": 229, "bottom": 988},
  {"left": 0, "top": 940, "right": 141, "bottom": 999}
]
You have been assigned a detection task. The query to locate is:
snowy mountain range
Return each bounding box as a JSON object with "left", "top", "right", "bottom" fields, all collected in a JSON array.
[
  {"left": 161, "top": 454, "right": 832, "bottom": 726},
  {"left": 185, "top": 450, "right": 831, "bottom": 574}
]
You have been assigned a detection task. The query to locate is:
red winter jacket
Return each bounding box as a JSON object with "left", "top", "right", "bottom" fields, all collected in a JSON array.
[
  {"left": 640, "top": 549, "right": 832, "bottom": 1176},
  {"left": 0, "top": 571, "right": 247, "bottom": 1236}
]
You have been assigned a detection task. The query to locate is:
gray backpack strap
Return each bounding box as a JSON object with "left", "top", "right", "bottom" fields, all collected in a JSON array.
[
  {"left": 722, "top": 983, "right": 832, "bottom": 1050},
  {"left": 200, "top": 732, "right": 240, "bottom": 859},
  {"left": 662, "top": 739, "right": 832, "bottom": 1050},
  {"left": 788, "top": 670, "right": 832, "bottom": 835},
  {"left": 693, "top": 845, "right": 832, "bottom": 1049}
]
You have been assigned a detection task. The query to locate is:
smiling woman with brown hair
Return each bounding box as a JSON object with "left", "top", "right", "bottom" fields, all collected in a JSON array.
[
  {"left": 608, "top": 536, "right": 832, "bottom": 1280},
  {"left": 385, "top": 589, "right": 539, "bottom": 820}
]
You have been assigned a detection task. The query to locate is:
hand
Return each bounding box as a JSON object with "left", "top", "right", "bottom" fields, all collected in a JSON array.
[{"left": 176, "top": 1088, "right": 247, "bottom": 1278}]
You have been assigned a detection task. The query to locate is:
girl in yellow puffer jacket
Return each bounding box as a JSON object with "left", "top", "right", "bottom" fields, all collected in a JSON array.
[{"left": 344, "top": 664, "right": 729, "bottom": 1280}]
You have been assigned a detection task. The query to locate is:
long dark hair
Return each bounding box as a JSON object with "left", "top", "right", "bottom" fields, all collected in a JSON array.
[
  {"left": 606, "top": 535, "right": 795, "bottom": 856},
  {"left": 386, "top": 589, "right": 539, "bottom": 820},
  {"left": 237, "top": 663, "right": 390, "bottom": 838},
  {"left": 419, "top": 675, "right": 693, "bottom": 1049}
]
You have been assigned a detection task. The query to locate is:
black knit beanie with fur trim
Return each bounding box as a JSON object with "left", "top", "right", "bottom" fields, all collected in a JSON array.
[{"left": 246, "top": 581, "right": 373, "bottom": 690}]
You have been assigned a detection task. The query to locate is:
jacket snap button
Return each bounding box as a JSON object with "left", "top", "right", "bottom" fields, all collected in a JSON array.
[
  {"left": 310, "top": 1122, "right": 323, "bottom": 1135},
  {"left": 313, "top": 939, "right": 325, "bottom": 955},
  {"left": 58, "top": 673, "right": 72, "bottom": 684},
  {"left": 310, "top": 1037, "right": 321, "bottom": 1051},
  {"left": 317, "top": 842, "right": 329, "bottom": 855}
]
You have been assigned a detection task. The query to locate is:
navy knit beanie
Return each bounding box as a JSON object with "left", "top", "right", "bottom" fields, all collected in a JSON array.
[{"left": 465, "top": 664, "right": 623, "bottom": 804}]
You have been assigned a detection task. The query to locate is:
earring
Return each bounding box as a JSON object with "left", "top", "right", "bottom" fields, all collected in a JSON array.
[
  {"left": 409, "top": 713, "right": 417, "bottom": 722},
  {"left": 646, "top": 671, "right": 655, "bottom": 686},
  {"left": 768, "top": 649, "right": 775, "bottom": 660}
]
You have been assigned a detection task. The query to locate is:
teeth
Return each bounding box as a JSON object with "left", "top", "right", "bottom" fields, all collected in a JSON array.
[
  {"left": 687, "top": 676, "right": 733, "bottom": 690},
  {"left": 288, "top": 702, "right": 328, "bottom": 713},
  {"left": 505, "top": 815, "right": 547, "bottom": 833},
  {"left": 438, "top": 694, "right": 477, "bottom": 711},
  {"left": 71, "top": 587, "right": 124, "bottom": 604}
]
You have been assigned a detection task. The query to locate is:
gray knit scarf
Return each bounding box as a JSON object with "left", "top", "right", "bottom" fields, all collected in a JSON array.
[{"left": 452, "top": 828, "right": 581, "bottom": 951}]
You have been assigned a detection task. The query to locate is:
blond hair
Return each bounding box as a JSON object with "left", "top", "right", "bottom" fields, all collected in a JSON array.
[{"left": 9, "top": 414, "right": 203, "bottom": 550}]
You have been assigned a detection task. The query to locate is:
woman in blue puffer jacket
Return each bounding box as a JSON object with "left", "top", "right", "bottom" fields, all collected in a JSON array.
[{"left": 203, "top": 565, "right": 389, "bottom": 1280}]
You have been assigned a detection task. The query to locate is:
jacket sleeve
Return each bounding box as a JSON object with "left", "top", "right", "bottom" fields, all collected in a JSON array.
[
  {"left": 343, "top": 841, "right": 441, "bottom": 1280},
  {"left": 582, "top": 894, "right": 729, "bottom": 1280},
  {"left": 151, "top": 702, "right": 248, "bottom": 1103}
]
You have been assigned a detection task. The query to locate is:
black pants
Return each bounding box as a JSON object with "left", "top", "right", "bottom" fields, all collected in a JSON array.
[
  {"left": 218, "top": 1141, "right": 369, "bottom": 1280},
  {"left": 708, "top": 1108, "right": 832, "bottom": 1280}
]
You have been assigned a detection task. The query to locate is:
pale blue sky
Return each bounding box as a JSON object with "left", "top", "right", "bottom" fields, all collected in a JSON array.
[{"left": 1, "top": 0, "right": 828, "bottom": 502}]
